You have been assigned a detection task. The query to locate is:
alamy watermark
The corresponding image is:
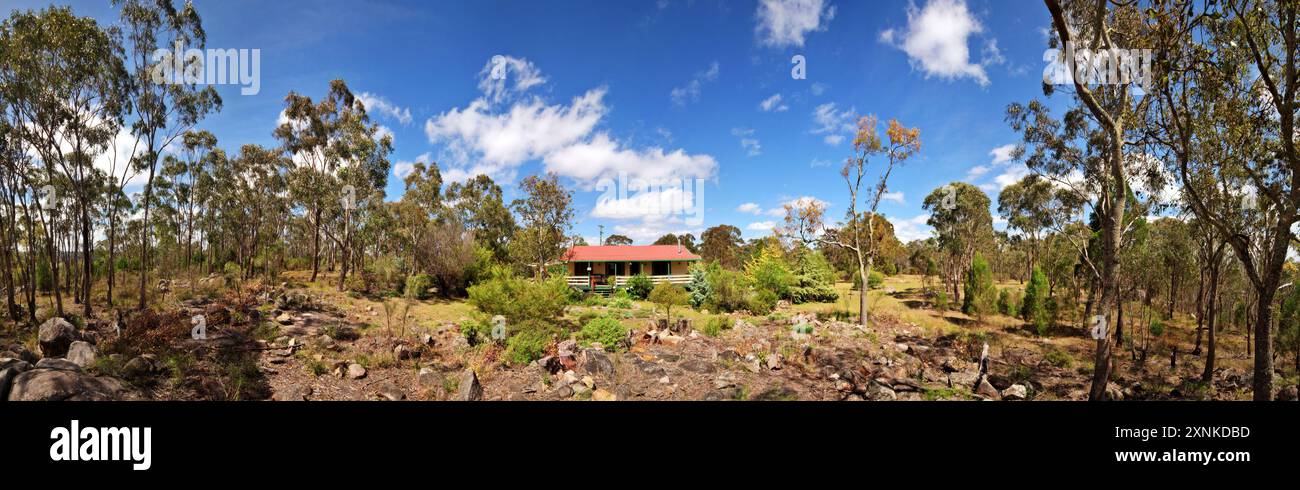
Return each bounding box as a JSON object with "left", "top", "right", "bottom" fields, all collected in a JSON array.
[
  {"left": 594, "top": 172, "right": 705, "bottom": 227},
  {"left": 150, "top": 41, "right": 261, "bottom": 95},
  {"left": 1043, "top": 39, "right": 1152, "bottom": 90}
]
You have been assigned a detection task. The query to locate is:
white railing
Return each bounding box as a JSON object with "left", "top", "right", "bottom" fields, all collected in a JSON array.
[{"left": 566, "top": 275, "right": 691, "bottom": 287}]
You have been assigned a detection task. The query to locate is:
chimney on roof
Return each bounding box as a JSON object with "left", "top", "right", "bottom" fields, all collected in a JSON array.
[{"left": 676, "top": 235, "right": 682, "bottom": 254}]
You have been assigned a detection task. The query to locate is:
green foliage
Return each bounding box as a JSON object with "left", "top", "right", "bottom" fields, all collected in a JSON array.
[
  {"left": 577, "top": 316, "right": 627, "bottom": 351},
  {"left": 787, "top": 251, "right": 839, "bottom": 303},
  {"left": 701, "top": 265, "right": 749, "bottom": 312},
  {"left": 961, "top": 254, "right": 996, "bottom": 318},
  {"left": 745, "top": 242, "right": 792, "bottom": 300},
  {"left": 851, "top": 270, "right": 885, "bottom": 291},
  {"left": 36, "top": 261, "right": 53, "bottom": 292},
  {"left": 1021, "top": 267, "right": 1050, "bottom": 334},
  {"left": 1149, "top": 319, "right": 1165, "bottom": 338},
  {"left": 505, "top": 319, "right": 560, "bottom": 365},
  {"left": 685, "top": 264, "right": 711, "bottom": 308},
  {"left": 467, "top": 266, "right": 569, "bottom": 323},
  {"left": 1045, "top": 347, "right": 1074, "bottom": 369},
  {"left": 648, "top": 282, "right": 688, "bottom": 321},
  {"left": 934, "top": 291, "right": 949, "bottom": 311},
  {"left": 997, "top": 288, "right": 1021, "bottom": 317},
  {"left": 625, "top": 273, "right": 653, "bottom": 300},
  {"left": 748, "top": 289, "right": 778, "bottom": 316},
  {"left": 700, "top": 316, "right": 731, "bottom": 337},
  {"left": 404, "top": 274, "right": 435, "bottom": 300}
]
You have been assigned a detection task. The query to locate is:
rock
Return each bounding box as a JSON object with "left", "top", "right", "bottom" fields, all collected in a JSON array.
[
  {"left": 591, "top": 389, "right": 617, "bottom": 401},
  {"left": 750, "top": 386, "right": 798, "bottom": 401},
  {"left": 581, "top": 349, "right": 614, "bottom": 377},
  {"left": 713, "top": 372, "right": 737, "bottom": 389},
  {"left": 0, "top": 359, "right": 33, "bottom": 400},
  {"left": 7, "top": 369, "right": 124, "bottom": 401},
  {"left": 273, "top": 385, "right": 312, "bottom": 401},
  {"left": 987, "top": 373, "right": 1014, "bottom": 391},
  {"left": 1105, "top": 382, "right": 1125, "bottom": 401},
  {"left": 867, "top": 382, "right": 897, "bottom": 401},
  {"left": 702, "top": 387, "right": 742, "bottom": 401},
  {"left": 765, "top": 353, "right": 783, "bottom": 370},
  {"left": 1276, "top": 385, "right": 1297, "bottom": 401},
  {"left": 742, "top": 358, "right": 761, "bottom": 373},
  {"left": 275, "top": 312, "right": 294, "bottom": 325},
  {"left": 949, "top": 371, "right": 978, "bottom": 389},
  {"left": 375, "top": 382, "right": 405, "bottom": 401},
  {"left": 456, "top": 369, "right": 483, "bottom": 401},
  {"left": 65, "top": 341, "right": 96, "bottom": 369},
  {"left": 35, "top": 358, "right": 82, "bottom": 372},
  {"left": 417, "top": 367, "right": 441, "bottom": 388},
  {"left": 421, "top": 334, "right": 435, "bottom": 346},
  {"left": 581, "top": 375, "right": 595, "bottom": 389},
  {"left": 347, "top": 363, "right": 367, "bottom": 379},
  {"left": 571, "top": 381, "right": 591, "bottom": 396},
  {"left": 555, "top": 384, "right": 574, "bottom": 398},
  {"left": 658, "top": 376, "right": 670, "bottom": 384},
  {"left": 679, "top": 359, "right": 716, "bottom": 374},
  {"left": 976, "top": 378, "right": 1001, "bottom": 400},
  {"left": 38, "top": 317, "right": 79, "bottom": 357},
  {"left": 122, "top": 355, "right": 158, "bottom": 378},
  {"left": 394, "top": 344, "right": 412, "bottom": 360},
  {"left": 1003, "top": 384, "right": 1028, "bottom": 401},
  {"left": 717, "top": 349, "right": 743, "bottom": 362}
]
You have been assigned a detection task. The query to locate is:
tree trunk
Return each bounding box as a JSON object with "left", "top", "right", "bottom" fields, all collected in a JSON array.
[
  {"left": 1193, "top": 267, "right": 1205, "bottom": 355},
  {"left": 310, "top": 206, "right": 321, "bottom": 282},
  {"left": 1201, "top": 251, "right": 1222, "bottom": 382}
]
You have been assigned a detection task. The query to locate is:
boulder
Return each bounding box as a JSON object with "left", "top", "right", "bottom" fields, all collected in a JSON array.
[
  {"left": 581, "top": 349, "right": 614, "bottom": 377},
  {"left": 417, "top": 367, "right": 441, "bottom": 388},
  {"left": 38, "top": 317, "right": 79, "bottom": 357},
  {"left": 347, "top": 363, "right": 367, "bottom": 380},
  {"left": 866, "top": 382, "right": 897, "bottom": 401},
  {"left": 122, "top": 355, "right": 160, "bottom": 378},
  {"left": 0, "top": 359, "right": 33, "bottom": 400},
  {"left": 1276, "top": 385, "right": 1298, "bottom": 401},
  {"left": 679, "top": 359, "right": 716, "bottom": 374},
  {"left": 591, "top": 388, "right": 617, "bottom": 401},
  {"left": 34, "top": 358, "right": 82, "bottom": 372},
  {"left": 1002, "top": 384, "right": 1028, "bottom": 401},
  {"left": 375, "top": 382, "right": 405, "bottom": 401},
  {"left": 7, "top": 369, "right": 124, "bottom": 401},
  {"left": 66, "top": 341, "right": 97, "bottom": 369},
  {"left": 456, "top": 369, "right": 483, "bottom": 401},
  {"left": 975, "top": 377, "right": 1001, "bottom": 400},
  {"left": 273, "top": 385, "right": 312, "bottom": 401}
]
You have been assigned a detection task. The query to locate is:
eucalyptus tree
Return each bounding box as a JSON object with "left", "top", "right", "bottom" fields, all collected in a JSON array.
[
  {"left": 999, "top": 175, "right": 1056, "bottom": 280},
  {"left": 923, "top": 182, "right": 993, "bottom": 303},
  {"left": 1148, "top": 0, "right": 1297, "bottom": 399},
  {"left": 115, "top": 0, "right": 222, "bottom": 310},
  {"left": 510, "top": 173, "right": 575, "bottom": 279},
  {"left": 0, "top": 7, "right": 130, "bottom": 318},
  {"left": 160, "top": 130, "right": 216, "bottom": 292},
  {"left": 782, "top": 116, "right": 921, "bottom": 326}
]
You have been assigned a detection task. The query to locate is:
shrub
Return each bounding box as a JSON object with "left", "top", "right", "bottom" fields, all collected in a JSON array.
[
  {"left": 1045, "top": 347, "right": 1074, "bottom": 368},
  {"left": 745, "top": 243, "right": 792, "bottom": 300},
  {"left": 648, "top": 283, "right": 689, "bottom": 322},
  {"left": 997, "top": 288, "right": 1021, "bottom": 317},
  {"left": 747, "top": 289, "right": 778, "bottom": 316},
  {"left": 685, "top": 264, "right": 711, "bottom": 308},
  {"left": 704, "top": 267, "right": 749, "bottom": 313},
  {"left": 405, "top": 274, "right": 435, "bottom": 300},
  {"left": 934, "top": 291, "right": 949, "bottom": 311},
  {"left": 962, "top": 254, "right": 996, "bottom": 319},
  {"left": 608, "top": 295, "right": 634, "bottom": 309},
  {"left": 577, "top": 316, "right": 627, "bottom": 352},
  {"left": 1021, "top": 267, "right": 1050, "bottom": 334},
  {"left": 505, "top": 319, "right": 560, "bottom": 365},
  {"left": 852, "top": 270, "right": 885, "bottom": 291},
  {"left": 466, "top": 267, "right": 569, "bottom": 323},
  {"left": 625, "top": 274, "right": 653, "bottom": 300},
  {"left": 700, "top": 316, "right": 731, "bottom": 337}
]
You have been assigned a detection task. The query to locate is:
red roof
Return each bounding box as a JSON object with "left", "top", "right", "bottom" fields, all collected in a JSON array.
[{"left": 564, "top": 245, "right": 702, "bottom": 262}]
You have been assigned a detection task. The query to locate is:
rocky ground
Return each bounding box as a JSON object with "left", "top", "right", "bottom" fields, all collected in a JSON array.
[{"left": 3, "top": 278, "right": 1297, "bottom": 402}]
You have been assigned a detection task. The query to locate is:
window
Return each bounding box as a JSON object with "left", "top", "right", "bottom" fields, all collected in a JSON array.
[
  {"left": 573, "top": 262, "right": 591, "bottom": 275},
  {"left": 629, "top": 262, "right": 641, "bottom": 275},
  {"left": 651, "top": 262, "right": 670, "bottom": 276},
  {"left": 607, "top": 262, "right": 625, "bottom": 276}
]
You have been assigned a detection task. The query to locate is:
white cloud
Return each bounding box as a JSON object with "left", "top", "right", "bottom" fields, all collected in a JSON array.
[
  {"left": 810, "top": 82, "right": 827, "bottom": 95},
  {"left": 810, "top": 157, "right": 834, "bottom": 167},
  {"left": 737, "top": 202, "right": 762, "bottom": 214},
  {"left": 881, "top": 191, "right": 905, "bottom": 204},
  {"left": 747, "top": 221, "right": 777, "bottom": 232},
  {"left": 965, "top": 165, "right": 990, "bottom": 180},
  {"left": 989, "top": 143, "right": 1016, "bottom": 165},
  {"left": 879, "top": 0, "right": 992, "bottom": 86},
  {"left": 543, "top": 132, "right": 717, "bottom": 185},
  {"left": 393, "top": 151, "right": 432, "bottom": 180},
  {"left": 890, "top": 214, "right": 933, "bottom": 242},
  {"left": 424, "top": 88, "right": 607, "bottom": 180},
  {"left": 478, "top": 55, "right": 547, "bottom": 104},
  {"left": 591, "top": 186, "right": 699, "bottom": 220},
  {"left": 759, "top": 93, "right": 789, "bottom": 112},
  {"left": 811, "top": 102, "right": 856, "bottom": 146},
  {"left": 357, "top": 92, "right": 413, "bottom": 125},
  {"left": 731, "top": 127, "right": 762, "bottom": 156},
  {"left": 671, "top": 62, "right": 720, "bottom": 106},
  {"left": 755, "top": 0, "right": 836, "bottom": 48}
]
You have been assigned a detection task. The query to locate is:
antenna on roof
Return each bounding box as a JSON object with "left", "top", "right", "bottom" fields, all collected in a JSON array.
[{"left": 598, "top": 224, "right": 604, "bottom": 246}]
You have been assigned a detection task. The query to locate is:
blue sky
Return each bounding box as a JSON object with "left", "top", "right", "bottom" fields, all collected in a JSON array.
[{"left": 22, "top": 0, "right": 1065, "bottom": 244}]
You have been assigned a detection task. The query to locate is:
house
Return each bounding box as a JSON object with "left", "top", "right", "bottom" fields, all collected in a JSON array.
[{"left": 563, "top": 244, "right": 701, "bottom": 293}]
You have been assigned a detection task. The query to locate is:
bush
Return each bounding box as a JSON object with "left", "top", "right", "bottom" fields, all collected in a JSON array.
[
  {"left": 405, "top": 274, "right": 435, "bottom": 300},
  {"left": 467, "top": 266, "right": 569, "bottom": 323},
  {"left": 1021, "top": 267, "right": 1050, "bottom": 334},
  {"left": 700, "top": 316, "right": 731, "bottom": 337},
  {"left": 745, "top": 243, "right": 792, "bottom": 300},
  {"left": 577, "top": 316, "right": 628, "bottom": 352},
  {"left": 625, "top": 274, "right": 653, "bottom": 300},
  {"left": 505, "top": 320, "right": 560, "bottom": 365},
  {"left": 851, "top": 270, "right": 885, "bottom": 291},
  {"left": 648, "top": 283, "right": 689, "bottom": 322},
  {"left": 747, "top": 289, "right": 778, "bottom": 316},
  {"left": 997, "top": 288, "right": 1021, "bottom": 317},
  {"left": 934, "top": 291, "right": 949, "bottom": 311},
  {"left": 788, "top": 251, "right": 839, "bottom": 303},
  {"left": 704, "top": 266, "right": 749, "bottom": 313},
  {"left": 685, "top": 264, "right": 711, "bottom": 308},
  {"left": 962, "top": 254, "right": 996, "bottom": 319}
]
